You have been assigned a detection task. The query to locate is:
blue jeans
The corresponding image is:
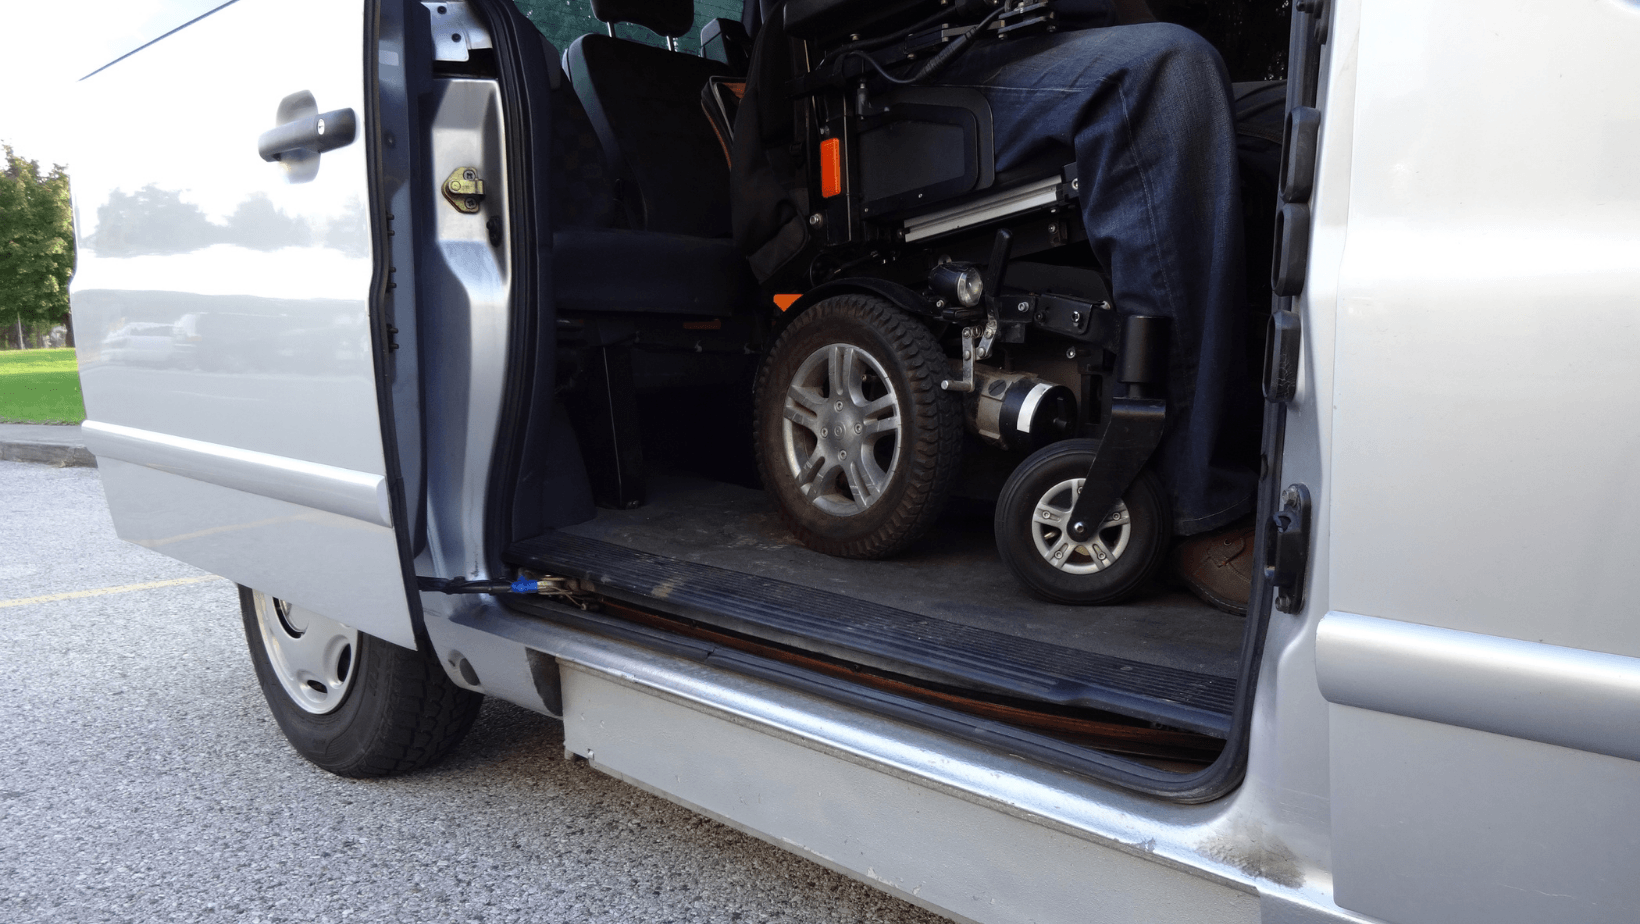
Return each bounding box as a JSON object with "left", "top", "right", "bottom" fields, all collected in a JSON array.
[{"left": 934, "top": 24, "right": 1257, "bottom": 534}]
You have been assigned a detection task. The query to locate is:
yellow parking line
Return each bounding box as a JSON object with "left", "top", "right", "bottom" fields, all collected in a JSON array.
[{"left": 0, "top": 575, "right": 226, "bottom": 609}]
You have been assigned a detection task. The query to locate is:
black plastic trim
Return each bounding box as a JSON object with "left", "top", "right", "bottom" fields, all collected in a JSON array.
[
  {"left": 364, "top": 0, "right": 430, "bottom": 648},
  {"left": 1263, "top": 308, "right": 1301, "bottom": 402},
  {"left": 473, "top": 0, "right": 559, "bottom": 579},
  {"left": 856, "top": 89, "right": 995, "bottom": 219},
  {"left": 1279, "top": 106, "right": 1321, "bottom": 203},
  {"left": 1267, "top": 482, "right": 1313, "bottom": 614},
  {"left": 1271, "top": 201, "right": 1311, "bottom": 296}
]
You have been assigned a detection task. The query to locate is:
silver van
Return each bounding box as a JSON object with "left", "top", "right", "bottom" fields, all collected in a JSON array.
[{"left": 68, "top": 1, "right": 1640, "bottom": 922}]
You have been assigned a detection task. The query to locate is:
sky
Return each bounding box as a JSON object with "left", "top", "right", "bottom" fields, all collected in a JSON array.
[{"left": 0, "top": 0, "right": 225, "bottom": 169}]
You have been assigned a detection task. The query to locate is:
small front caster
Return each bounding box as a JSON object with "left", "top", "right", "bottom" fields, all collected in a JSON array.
[{"left": 994, "top": 439, "right": 1171, "bottom": 605}]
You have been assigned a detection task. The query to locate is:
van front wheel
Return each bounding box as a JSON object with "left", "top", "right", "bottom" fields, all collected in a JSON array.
[{"left": 240, "top": 586, "right": 481, "bottom": 777}]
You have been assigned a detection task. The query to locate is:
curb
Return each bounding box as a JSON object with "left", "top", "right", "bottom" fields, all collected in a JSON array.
[{"left": 0, "top": 441, "right": 97, "bottom": 468}]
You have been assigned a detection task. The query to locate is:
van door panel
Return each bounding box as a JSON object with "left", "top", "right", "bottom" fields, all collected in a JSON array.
[
  {"left": 1326, "top": 0, "right": 1640, "bottom": 920},
  {"left": 70, "top": 0, "right": 416, "bottom": 647}
]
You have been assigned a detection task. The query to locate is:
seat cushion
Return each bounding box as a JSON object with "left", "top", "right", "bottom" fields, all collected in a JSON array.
[
  {"left": 565, "top": 35, "right": 734, "bottom": 238},
  {"left": 553, "top": 229, "right": 757, "bottom": 316}
]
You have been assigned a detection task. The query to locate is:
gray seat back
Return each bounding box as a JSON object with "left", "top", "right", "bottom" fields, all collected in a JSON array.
[{"left": 564, "top": 33, "right": 734, "bottom": 237}]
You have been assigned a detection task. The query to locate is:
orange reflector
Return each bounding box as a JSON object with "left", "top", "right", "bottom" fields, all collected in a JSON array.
[
  {"left": 773, "top": 294, "right": 802, "bottom": 312},
  {"left": 819, "top": 137, "right": 842, "bottom": 198}
]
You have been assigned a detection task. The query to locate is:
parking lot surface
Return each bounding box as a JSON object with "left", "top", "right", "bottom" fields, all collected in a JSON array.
[{"left": 0, "top": 460, "right": 946, "bottom": 924}]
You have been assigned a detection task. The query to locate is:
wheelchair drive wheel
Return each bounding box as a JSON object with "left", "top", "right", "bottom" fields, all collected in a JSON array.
[
  {"left": 754, "top": 293, "right": 963, "bottom": 559},
  {"left": 995, "top": 440, "right": 1171, "bottom": 605}
]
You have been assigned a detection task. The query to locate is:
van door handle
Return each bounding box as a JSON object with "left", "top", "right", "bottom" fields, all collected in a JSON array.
[{"left": 258, "top": 107, "right": 356, "bottom": 162}]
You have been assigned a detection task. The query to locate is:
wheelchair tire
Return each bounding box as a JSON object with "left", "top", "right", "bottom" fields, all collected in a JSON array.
[
  {"left": 754, "top": 293, "right": 962, "bottom": 559},
  {"left": 994, "top": 440, "right": 1171, "bottom": 605}
]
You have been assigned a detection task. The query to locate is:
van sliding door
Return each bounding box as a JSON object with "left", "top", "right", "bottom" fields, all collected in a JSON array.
[
  {"left": 1322, "top": 1, "right": 1640, "bottom": 921},
  {"left": 69, "top": 0, "right": 418, "bottom": 647}
]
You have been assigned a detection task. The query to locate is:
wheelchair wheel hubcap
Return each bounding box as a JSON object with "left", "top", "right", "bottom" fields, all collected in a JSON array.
[
  {"left": 782, "top": 342, "right": 903, "bottom": 517},
  {"left": 1031, "top": 478, "right": 1132, "bottom": 573},
  {"left": 254, "top": 591, "right": 359, "bottom": 714}
]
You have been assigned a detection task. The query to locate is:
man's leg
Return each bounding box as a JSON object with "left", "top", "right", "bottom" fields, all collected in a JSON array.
[{"left": 934, "top": 24, "right": 1257, "bottom": 535}]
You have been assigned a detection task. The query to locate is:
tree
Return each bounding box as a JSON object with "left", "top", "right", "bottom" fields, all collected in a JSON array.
[
  {"left": 222, "top": 191, "right": 311, "bottom": 251},
  {"left": 0, "top": 144, "right": 75, "bottom": 348},
  {"left": 89, "top": 183, "right": 217, "bottom": 257}
]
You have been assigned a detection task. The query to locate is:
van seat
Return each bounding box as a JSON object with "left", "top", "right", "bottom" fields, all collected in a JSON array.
[{"left": 564, "top": 34, "right": 734, "bottom": 238}]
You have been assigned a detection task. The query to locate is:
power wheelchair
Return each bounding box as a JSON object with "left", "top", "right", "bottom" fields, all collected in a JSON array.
[{"left": 553, "top": 0, "right": 1283, "bottom": 605}]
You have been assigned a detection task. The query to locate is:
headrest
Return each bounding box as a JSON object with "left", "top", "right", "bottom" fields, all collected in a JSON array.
[{"left": 590, "top": 0, "right": 695, "bottom": 39}]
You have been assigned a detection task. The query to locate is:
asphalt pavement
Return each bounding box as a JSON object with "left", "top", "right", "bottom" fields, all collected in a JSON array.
[{"left": 0, "top": 459, "right": 947, "bottom": 924}]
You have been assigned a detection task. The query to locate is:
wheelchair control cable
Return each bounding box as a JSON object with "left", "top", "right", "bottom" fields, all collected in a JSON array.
[
  {"left": 419, "top": 576, "right": 542, "bottom": 594},
  {"left": 820, "top": 0, "right": 994, "bottom": 60},
  {"left": 418, "top": 574, "right": 600, "bottom": 608},
  {"left": 843, "top": 3, "right": 1009, "bottom": 86}
]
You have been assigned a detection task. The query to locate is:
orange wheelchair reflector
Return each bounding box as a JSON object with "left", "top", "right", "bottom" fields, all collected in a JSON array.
[{"left": 819, "top": 137, "right": 842, "bottom": 198}]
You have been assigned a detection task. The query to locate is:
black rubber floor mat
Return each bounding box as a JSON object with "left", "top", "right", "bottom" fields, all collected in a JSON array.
[{"left": 507, "top": 532, "right": 1237, "bottom": 737}]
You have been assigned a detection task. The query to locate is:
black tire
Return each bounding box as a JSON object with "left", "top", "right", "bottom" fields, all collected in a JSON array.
[
  {"left": 239, "top": 586, "right": 482, "bottom": 777},
  {"left": 994, "top": 440, "right": 1171, "bottom": 605},
  {"left": 754, "top": 293, "right": 963, "bottom": 559}
]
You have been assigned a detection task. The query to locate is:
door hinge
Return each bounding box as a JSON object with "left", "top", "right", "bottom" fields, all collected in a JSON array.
[
  {"left": 1265, "top": 483, "right": 1312, "bottom": 613},
  {"left": 442, "top": 167, "right": 485, "bottom": 213}
]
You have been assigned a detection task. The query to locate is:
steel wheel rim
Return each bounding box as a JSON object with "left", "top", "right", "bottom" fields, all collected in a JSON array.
[
  {"left": 781, "top": 342, "right": 903, "bottom": 517},
  {"left": 253, "top": 591, "right": 359, "bottom": 715},
  {"left": 1030, "top": 478, "right": 1133, "bottom": 574}
]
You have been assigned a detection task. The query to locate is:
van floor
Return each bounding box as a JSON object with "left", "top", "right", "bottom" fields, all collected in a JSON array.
[
  {"left": 507, "top": 473, "right": 1246, "bottom": 736},
  {"left": 567, "top": 473, "right": 1240, "bottom": 674}
]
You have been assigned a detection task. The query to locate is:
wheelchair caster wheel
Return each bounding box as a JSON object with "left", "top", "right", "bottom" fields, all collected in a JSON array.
[
  {"left": 995, "top": 440, "right": 1171, "bottom": 605},
  {"left": 754, "top": 293, "right": 963, "bottom": 559}
]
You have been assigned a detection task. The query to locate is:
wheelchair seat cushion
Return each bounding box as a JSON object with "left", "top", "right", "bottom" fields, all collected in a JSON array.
[
  {"left": 554, "top": 229, "right": 757, "bottom": 317},
  {"left": 565, "top": 34, "right": 734, "bottom": 238}
]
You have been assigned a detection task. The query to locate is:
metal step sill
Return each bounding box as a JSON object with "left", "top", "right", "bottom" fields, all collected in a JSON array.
[{"left": 505, "top": 532, "right": 1236, "bottom": 737}]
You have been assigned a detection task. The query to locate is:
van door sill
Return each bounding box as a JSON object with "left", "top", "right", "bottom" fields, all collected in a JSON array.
[{"left": 505, "top": 532, "right": 1235, "bottom": 737}]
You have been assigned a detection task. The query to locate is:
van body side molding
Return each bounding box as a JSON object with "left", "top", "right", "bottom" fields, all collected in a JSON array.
[
  {"left": 80, "top": 420, "right": 393, "bottom": 528},
  {"left": 1315, "top": 612, "right": 1640, "bottom": 761}
]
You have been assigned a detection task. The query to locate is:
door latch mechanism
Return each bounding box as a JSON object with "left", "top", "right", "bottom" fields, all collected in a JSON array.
[
  {"left": 442, "top": 167, "right": 485, "bottom": 213},
  {"left": 1264, "top": 482, "right": 1312, "bottom": 613}
]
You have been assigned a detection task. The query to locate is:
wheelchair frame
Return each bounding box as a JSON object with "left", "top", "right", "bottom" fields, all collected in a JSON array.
[{"left": 776, "top": 0, "right": 1177, "bottom": 568}]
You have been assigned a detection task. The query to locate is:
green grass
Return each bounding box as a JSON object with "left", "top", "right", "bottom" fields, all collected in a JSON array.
[{"left": 0, "top": 348, "right": 86, "bottom": 424}]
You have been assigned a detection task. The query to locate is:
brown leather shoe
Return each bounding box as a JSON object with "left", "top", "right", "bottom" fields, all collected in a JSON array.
[{"left": 1174, "top": 521, "right": 1256, "bottom": 616}]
